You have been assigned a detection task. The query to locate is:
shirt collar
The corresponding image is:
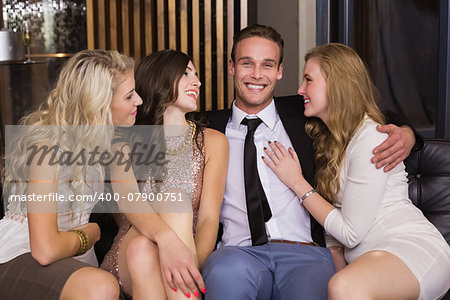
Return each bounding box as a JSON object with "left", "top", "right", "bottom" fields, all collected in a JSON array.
[{"left": 230, "top": 99, "right": 277, "bottom": 130}]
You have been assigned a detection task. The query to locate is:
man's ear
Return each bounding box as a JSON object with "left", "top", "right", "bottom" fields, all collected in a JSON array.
[
  {"left": 228, "top": 58, "right": 235, "bottom": 76},
  {"left": 277, "top": 63, "right": 283, "bottom": 80}
]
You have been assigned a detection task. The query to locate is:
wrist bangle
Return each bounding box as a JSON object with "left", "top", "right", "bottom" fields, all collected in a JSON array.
[
  {"left": 71, "top": 229, "right": 89, "bottom": 256},
  {"left": 300, "top": 189, "right": 316, "bottom": 204}
]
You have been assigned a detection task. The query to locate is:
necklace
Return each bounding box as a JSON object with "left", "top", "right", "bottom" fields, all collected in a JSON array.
[{"left": 165, "top": 121, "right": 196, "bottom": 155}]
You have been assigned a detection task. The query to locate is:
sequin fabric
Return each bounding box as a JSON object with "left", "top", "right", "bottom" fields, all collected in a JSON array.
[{"left": 100, "top": 129, "right": 205, "bottom": 297}]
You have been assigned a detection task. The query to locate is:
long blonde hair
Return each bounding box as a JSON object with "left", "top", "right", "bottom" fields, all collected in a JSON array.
[
  {"left": 3, "top": 50, "right": 134, "bottom": 209},
  {"left": 304, "top": 43, "right": 385, "bottom": 204}
]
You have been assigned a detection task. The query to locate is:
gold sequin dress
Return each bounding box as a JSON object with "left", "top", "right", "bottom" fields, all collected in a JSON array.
[{"left": 100, "top": 130, "right": 205, "bottom": 297}]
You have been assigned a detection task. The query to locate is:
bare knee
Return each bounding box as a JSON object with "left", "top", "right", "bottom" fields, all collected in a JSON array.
[
  {"left": 126, "top": 235, "right": 159, "bottom": 275},
  {"left": 91, "top": 271, "right": 120, "bottom": 300},
  {"left": 62, "top": 267, "right": 119, "bottom": 300},
  {"left": 328, "top": 272, "right": 367, "bottom": 300}
]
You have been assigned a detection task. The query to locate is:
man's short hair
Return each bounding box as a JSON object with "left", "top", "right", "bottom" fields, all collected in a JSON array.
[{"left": 231, "top": 24, "right": 284, "bottom": 65}]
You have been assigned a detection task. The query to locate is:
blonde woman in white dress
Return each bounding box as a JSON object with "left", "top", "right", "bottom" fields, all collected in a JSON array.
[
  {"left": 263, "top": 43, "right": 450, "bottom": 300},
  {"left": 0, "top": 49, "right": 142, "bottom": 299}
]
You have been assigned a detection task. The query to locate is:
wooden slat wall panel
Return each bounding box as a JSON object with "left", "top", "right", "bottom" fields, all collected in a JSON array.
[
  {"left": 144, "top": 0, "right": 153, "bottom": 54},
  {"left": 110, "top": 0, "right": 118, "bottom": 50},
  {"left": 216, "top": 0, "right": 224, "bottom": 110},
  {"left": 98, "top": 0, "right": 106, "bottom": 49},
  {"left": 204, "top": 0, "right": 212, "bottom": 110},
  {"left": 157, "top": 0, "right": 165, "bottom": 50},
  {"left": 133, "top": 0, "right": 141, "bottom": 61},
  {"left": 180, "top": 0, "right": 188, "bottom": 53},
  {"left": 86, "top": 0, "right": 95, "bottom": 50},
  {"left": 192, "top": 0, "right": 200, "bottom": 72},
  {"left": 168, "top": 0, "right": 176, "bottom": 49},
  {"left": 87, "top": 0, "right": 248, "bottom": 111},
  {"left": 121, "top": 0, "right": 130, "bottom": 56}
]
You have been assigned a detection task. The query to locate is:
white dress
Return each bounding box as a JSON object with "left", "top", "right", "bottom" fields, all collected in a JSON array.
[
  {"left": 0, "top": 166, "right": 103, "bottom": 266},
  {"left": 324, "top": 117, "right": 450, "bottom": 300}
]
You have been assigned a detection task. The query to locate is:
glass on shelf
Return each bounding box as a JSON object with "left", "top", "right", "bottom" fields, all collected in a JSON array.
[{"left": 21, "top": 20, "right": 33, "bottom": 63}]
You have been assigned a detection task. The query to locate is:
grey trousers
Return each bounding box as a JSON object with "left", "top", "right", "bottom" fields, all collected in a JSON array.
[{"left": 203, "top": 243, "right": 335, "bottom": 300}]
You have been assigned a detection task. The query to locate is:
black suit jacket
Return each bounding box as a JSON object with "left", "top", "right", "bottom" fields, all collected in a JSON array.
[
  {"left": 206, "top": 95, "right": 326, "bottom": 246},
  {"left": 204, "top": 93, "right": 421, "bottom": 248}
]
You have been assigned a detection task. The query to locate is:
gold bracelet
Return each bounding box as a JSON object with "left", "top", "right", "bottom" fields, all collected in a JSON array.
[{"left": 71, "top": 229, "right": 89, "bottom": 256}]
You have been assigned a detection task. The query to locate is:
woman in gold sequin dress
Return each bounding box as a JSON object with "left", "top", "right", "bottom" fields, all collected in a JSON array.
[{"left": 101, "top": 49, "right": 229, "bottom": 300}]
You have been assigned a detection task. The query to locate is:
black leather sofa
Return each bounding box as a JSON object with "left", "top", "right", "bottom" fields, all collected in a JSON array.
[
  {"left": 405, "top": 139, "right": 450, "bottom": 246},
  {"left": 404, "top": 139, "right": 450, "bottom": 299}
]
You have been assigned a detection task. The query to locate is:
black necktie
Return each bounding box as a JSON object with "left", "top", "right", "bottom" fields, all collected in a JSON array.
[{"left": 241, "top": 117, "right": 272, "bottom": 246}]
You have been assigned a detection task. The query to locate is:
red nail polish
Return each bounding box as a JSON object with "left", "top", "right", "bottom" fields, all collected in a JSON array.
[
  {"left": 201, "top": 288, "right": 206, "bottom": 293},
  {"left": 185, "top": 293, "right": 191, "bottom": 298},
  {"left": 173, "top": 288, "right": 177, "bottom": 292},
  {"left": 194, "top": 291, "right": 199, "bottom": 297}
]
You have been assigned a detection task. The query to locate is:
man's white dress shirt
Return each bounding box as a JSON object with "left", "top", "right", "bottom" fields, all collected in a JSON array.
[{"left": 219, "top": 100, "right": 312, "bottom": 247}]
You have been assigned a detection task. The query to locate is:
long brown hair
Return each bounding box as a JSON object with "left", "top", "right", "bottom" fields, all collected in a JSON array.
[
  {"left": 305, "top": 43, "right": 385, "bottom": 203},
  {"left": 133, "top": 50, "right": 205, "bottom": 191},
  {"left": 135, "top": 49, "right": 204, "bottom": 143}
]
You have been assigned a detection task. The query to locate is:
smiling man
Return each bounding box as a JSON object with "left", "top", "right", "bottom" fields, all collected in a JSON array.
[
  {"left": 203, "top": 24, "right": 416, "bottom": 300},
  {"left": 230, "top": 36, "right": 283, "bottom": 114}
]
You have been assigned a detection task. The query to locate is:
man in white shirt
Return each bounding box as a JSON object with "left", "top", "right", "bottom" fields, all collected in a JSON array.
[{"left": 203, "top": 24, "right": 416, "bottom": 299}]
